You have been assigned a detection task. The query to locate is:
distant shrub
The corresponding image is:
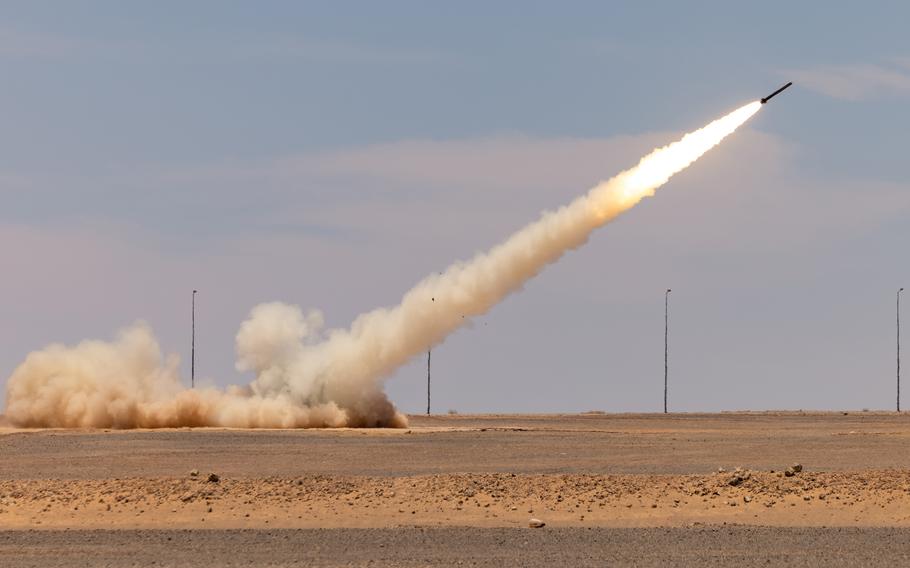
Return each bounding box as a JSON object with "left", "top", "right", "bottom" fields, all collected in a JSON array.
[{"left": 447, "top": 409, "right": 458, "bottom": 415}]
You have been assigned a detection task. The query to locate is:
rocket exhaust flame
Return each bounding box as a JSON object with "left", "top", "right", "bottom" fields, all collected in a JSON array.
[{"left": 3, "top": 102, "right": 762, "bottom": 429}]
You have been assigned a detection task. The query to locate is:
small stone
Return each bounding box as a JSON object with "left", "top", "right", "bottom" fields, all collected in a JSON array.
[
  {"left": 189, "top": 470, "right": 199, "bottom": 478},
  {"left": 528, "top": 518, "right": 546, "bottom": 528},
  {"left": 743, "top": 495, "right": 753, "bottom": 503},
  {"left": 207, "top": 473, "right": 220, "bottom": 483},
  {"left": 791, "top": 463, "right": 803, "bottom": 473},
  {"left": 784, "top": 468, "right": 795, "bottom": 477}
]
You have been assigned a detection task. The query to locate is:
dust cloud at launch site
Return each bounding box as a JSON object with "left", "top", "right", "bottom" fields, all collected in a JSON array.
[{"left": 2, "top": 102, "right": 762, "bottom": 429}]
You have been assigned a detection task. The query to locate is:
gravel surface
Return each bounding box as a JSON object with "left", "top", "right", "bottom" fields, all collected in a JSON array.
[
  {"left": 2, "top": 413, "right": 909, "bottom": 479},
  {"left": 3, "top": 527, "right": 910, "bottom": 567}
]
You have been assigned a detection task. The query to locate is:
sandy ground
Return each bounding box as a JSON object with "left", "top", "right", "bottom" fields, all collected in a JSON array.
[
  {"left": 4, "top": 412, "right": 910, "bottom": 565},
  {"left": 3, "top": 470, "right": 910, "bottom": 529}
]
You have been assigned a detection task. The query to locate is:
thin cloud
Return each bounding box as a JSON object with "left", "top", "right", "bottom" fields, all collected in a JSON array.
[
  {"left": 5, "top": 129, "right": 905, "bottom": 255},
  {"left": 788, "top": 62, "right": 910, "bottom": 101}
]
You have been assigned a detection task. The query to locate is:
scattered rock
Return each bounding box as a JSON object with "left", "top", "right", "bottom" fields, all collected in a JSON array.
[
  {"left": 728, "top": 468, "right": 750, "bottom": 486},
  {"left": 189, "top": 470, "right": 199, "bottom": 478},
  {"left": 784, "top": 468, "right": 795, "bottom": 477},
  {"left": 791, "top": 463, "right": 803, "bottom": 473},
  {"left": 207, "top": 473, "right": 220, "bottom": 483},
  {"left": 528, "top": 518, "right": 546, "bottom": 528}
]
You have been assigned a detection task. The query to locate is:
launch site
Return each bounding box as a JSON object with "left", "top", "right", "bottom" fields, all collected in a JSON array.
[
  {"left": 5, "top": 413, "right": 910, "bottom": 565},
  {"left": 1, "top": 2, "right": 909, "bottom": 567}
]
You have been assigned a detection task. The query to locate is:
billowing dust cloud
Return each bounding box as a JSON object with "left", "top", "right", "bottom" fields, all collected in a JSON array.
[{"left": 3, "top": 102, "right": 762, "bottom": 429}]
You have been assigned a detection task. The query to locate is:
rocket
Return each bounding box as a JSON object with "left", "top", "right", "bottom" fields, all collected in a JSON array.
[{"left": 761, "top": 82, "right": 792, "bottom": 104}]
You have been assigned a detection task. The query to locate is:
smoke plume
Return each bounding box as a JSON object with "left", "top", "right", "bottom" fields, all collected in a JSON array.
[{"left": 3, "top": 102, "right": 761, "bottom": 428}]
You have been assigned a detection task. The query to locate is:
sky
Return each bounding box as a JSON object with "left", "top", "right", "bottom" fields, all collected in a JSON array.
[{"left": 1, "top": 1, "right": 909, "bottom": 414}]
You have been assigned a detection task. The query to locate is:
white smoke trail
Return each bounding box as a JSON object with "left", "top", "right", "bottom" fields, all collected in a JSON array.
[{"left": 3, "top": 102, "right": 761, "bottom": 428}]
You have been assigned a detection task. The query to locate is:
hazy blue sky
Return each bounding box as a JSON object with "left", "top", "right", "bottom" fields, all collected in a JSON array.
[{"left": 1, "top": 1, "right": 909, "bottom": 413}]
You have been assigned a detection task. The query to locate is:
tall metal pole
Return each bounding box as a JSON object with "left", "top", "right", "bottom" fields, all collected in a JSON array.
[
  {"left": 899, "top": 288, "right": 904, "bottom": 412},
  {"left": 427, "top": 297, "right": 434, "bottom": 416},
  {"left": 664, "top": 288, "right": 671, "bottom": 414},
  {"left": 426, "top": 349, "right": 431, "bottom": 415},
  {"left": 192, "top": 289, "right": 197, "bottom": 389}
]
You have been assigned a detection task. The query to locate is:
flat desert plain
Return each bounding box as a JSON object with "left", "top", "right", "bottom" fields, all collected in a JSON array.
[{"left": 3, "top": 412, "right": 910, "bottom": 566}]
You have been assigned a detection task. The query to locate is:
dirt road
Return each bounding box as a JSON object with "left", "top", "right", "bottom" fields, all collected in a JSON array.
[
  {"left": 2, "top": 412, "right": 908, "bottom": 479},
  {"left": 3, "top": 527, "right": 910, "bottom": 568}
]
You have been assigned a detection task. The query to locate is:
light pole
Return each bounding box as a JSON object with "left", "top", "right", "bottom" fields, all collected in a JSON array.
[
  {"left": 899, "top": 288, "right": 904, "bottom": 412},
  {"left": 664, "top": 288, "right": 671, "bottom": 414},
  {"left": 426, "top": 349, "right": 431, "bottom": 416},
  {"left": 192, "top": 289, "right": 198, "bottom": 389},
  {"left": 427, "top": 297, "right": 434, "bottom": 416}
]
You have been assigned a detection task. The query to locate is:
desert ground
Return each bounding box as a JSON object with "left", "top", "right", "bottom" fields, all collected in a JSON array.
[{"left": 3, "top": 412, "right": 910, "bottom": 566}]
